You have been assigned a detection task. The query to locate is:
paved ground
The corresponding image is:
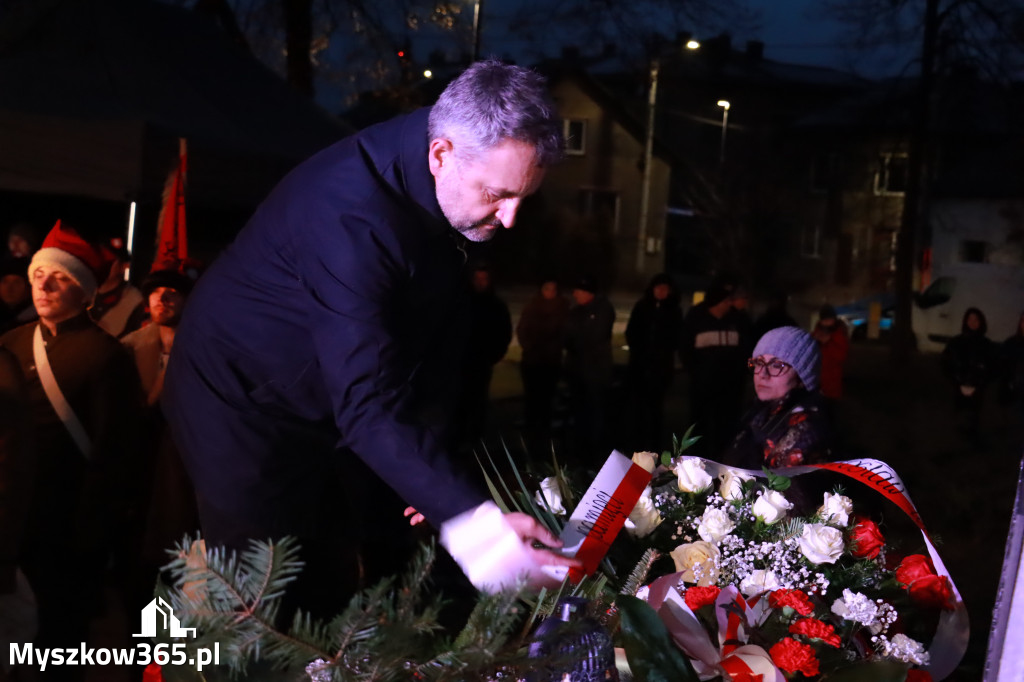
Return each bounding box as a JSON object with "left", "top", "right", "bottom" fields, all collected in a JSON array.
[
  {"left": 483, "top": 325, "right": 1021, "bottom": 682},
  {"left": 72, "top": 292, "right": 1020, "bottom": 681}
]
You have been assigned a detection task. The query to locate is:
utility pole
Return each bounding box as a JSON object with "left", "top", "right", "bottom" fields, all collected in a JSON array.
[
  {"left": 472, "top": 0, "right": 484, "bottom": 61},
  {"left": 892, "top": 0, "right": 939, "bottom": 362},
  {"left": 636, "top": 58, "right": 659, "bottom": 274}
]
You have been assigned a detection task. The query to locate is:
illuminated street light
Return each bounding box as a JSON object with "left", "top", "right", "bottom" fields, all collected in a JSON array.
[
  {"left": 686, "top": 40, "right": 700, "bottom": 50},
  {"left": 717, "top": 100, "right": 730, "bottom": 165},
  {"left": 423, "top": 70, "right": 433, "bottom": 79}
]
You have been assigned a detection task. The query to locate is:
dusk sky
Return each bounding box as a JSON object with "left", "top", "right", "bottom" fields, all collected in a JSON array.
[{"left": 476, "top": 0, "right": 916, "bottom": 78}]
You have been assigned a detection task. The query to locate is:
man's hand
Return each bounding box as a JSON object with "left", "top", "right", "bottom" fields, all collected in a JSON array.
[
  {"left": 440, "top": 502, "right": 583, "bottom": 592},
  {"left": 504, "top": 512, "right": 582, "bottom": 570},
  {"left": 403, "top": 506, "right": 425, "bottom": 526}
]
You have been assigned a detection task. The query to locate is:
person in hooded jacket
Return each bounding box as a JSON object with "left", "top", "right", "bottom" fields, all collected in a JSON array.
[
  {"left": 516, "top": 277, "right": 569, "bottom": 451},
  {"left": 563, "top": 277, "right": 615, "bottom": 463},
  {"left": 625, "top": 273, "right": 683, "bottom": 450},
  {"left": 941, "top": 307, "right": 999, "bottom": 444},
  {"left": 1000, "top": 311, "right": 1024, "bottom": 412},
  {"left": 452, "top": 264, "right": 512, "bottom": 452}
]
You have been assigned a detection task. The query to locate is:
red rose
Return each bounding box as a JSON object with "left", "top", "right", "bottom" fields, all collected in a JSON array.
[
  {"left": 908, "top": 574, "right": 956, "bottom": 610},
  {"left": 906, "top": 669, "right": 933, "bottom": 681},
  {"left": 684, "top": 585, "right": 722, "bottom": 611},
  {"left": 769, "top": 637, "right": 820, "bottom": 677},
  {"left": 847, "top": 519, "right": 885, "bottom": 559},
  {"left": 896, "top": 554, "right": 936, "bottom": 587},
  {"left": 789, "top": 618, "right": 842, "bottom": 647},
  {"left": 768, "top": 588, "right": 815, "bottom": 616}
]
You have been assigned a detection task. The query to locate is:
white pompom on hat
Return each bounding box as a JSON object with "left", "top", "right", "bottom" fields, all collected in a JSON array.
[
  {"left": 753, "top": 326, "right": 821, "bottom": 392},
  {"left": 28, "top": 220, "right": 110, "bottom": 302}
]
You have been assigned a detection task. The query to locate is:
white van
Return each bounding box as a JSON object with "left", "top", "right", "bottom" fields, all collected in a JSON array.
[{"left": 913, "top": 264, "right": 1024, "bottom": 352}]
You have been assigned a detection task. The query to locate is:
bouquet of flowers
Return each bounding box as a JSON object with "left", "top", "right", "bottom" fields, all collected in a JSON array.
[{"left": 529, "top": 449, "right": 967, "bottom": 682}]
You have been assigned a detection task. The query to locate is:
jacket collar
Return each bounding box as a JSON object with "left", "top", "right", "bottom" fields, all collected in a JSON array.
[
  {"left": 39, "top": 311, "right": 94, "bottom": 339},
  {"left": 398, "top": 107, "right": 450, "bottom": 238}
]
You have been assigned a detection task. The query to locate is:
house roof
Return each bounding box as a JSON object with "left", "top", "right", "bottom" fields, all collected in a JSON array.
[{"left": 0, "top": 0, "right": 351, "bottom": 206}]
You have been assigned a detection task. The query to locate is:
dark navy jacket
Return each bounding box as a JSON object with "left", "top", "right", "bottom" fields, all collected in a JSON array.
[{"left": 164, "top": 108, "right": 487, "bottom": 538}]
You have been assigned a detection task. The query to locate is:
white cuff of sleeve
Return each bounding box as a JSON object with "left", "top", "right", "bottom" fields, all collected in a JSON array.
[{"left": 439, "top": 501, "right": 566, "bottom": 593}]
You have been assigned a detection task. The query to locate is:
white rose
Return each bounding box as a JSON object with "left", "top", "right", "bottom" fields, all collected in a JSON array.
[
  {"left": 697, "top": 507, "right": 735, "bottom": 543},
  {"left": 752, "top": 490, "right": 793, "bottom": 524},
  {"left": 670, "top": 541, "right": 720, "bottom": 586},
  {"left": 739, "top": 569, "right": 781, "bottom": 597},
  {"left": 797, "top": 523, "right": 845, "bottom": 564},
  {"left": 673, "top": 457, "right": 713, "bottom": 493},
  {"left": 718, "top": 468, "right": 753, "bottom": 502},
  {"left": 819, "top": 492, "right": 853, "bottom": 527},
  {"left": 625, "top": 486, "right": 662, "bottom": 538},
  {"left": 631, "top": 451, "right": 658, "bottom": 473},
  {"left": 534, "top": 476, "right": 565, "bottom": 515}
]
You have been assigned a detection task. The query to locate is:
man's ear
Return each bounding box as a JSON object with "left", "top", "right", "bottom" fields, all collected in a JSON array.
[{"left": 427, "top": 138, "right": 454, "bottom": 178}]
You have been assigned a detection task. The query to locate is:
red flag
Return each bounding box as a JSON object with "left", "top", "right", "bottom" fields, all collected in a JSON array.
[{"left": 153, "top": 138, "right": 188, "bottom": 272}]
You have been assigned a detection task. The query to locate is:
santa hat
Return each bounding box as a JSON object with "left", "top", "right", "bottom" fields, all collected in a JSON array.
[{"left": 29, "top": 220, "right": 110, "bottom": 301}]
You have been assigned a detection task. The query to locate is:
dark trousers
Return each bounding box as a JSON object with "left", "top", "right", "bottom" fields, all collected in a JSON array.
[
  {"left": 521, "top": 363, "right": 561, "bottom": 449},
  {"left": 163, "top": 368, "right": 365, "bottom": 623}
]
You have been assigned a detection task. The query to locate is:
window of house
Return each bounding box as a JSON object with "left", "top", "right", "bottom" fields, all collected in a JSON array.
[
  {"left": 800, "top": 223, "right": 822, "bottom": 258},
  {"left": 578, "top": 188, "right": 619, "bottom": 233},
  {"left": 874, "top": 153, "right": 909, "bottom": 195},
  {"left": 810, "top": 152, "right": 840, "bottom": 193},
  {"left": 563, "top": 119, "right": 586, "bottom": 155},
  {"left": 960, "top": 240, "right": 988, "bottom": 263}
]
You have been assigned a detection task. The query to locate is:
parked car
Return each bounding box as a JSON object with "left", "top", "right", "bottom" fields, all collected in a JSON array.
[{"left": 834, "top": 294, "right": 895, "bottom": 339}]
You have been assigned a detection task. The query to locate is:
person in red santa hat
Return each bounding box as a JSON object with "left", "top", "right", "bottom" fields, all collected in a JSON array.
[{"left": 0, "top": 220, "right": 143, "bottom": 680}]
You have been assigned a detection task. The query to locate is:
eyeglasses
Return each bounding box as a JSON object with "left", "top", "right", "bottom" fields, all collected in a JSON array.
[{"left": 747, "top": 357, "right": 792, "bottom": 377}]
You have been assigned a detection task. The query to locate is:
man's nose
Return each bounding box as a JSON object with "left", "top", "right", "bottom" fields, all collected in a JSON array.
[{"left": 496, "top": 197, "right": 521, "bottom": 229}]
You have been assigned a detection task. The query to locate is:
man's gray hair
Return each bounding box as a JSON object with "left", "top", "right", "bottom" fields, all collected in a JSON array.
[{"left": 428, "top": 60, "right": 563, "bottom": 166}]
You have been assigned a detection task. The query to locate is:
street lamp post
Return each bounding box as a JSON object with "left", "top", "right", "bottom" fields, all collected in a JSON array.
[
  {"left": 636, "top": 58, "right": 659, "bottom": 274},
  {"left": 717, "top": 100, "right": 730, "bottom": 165}
]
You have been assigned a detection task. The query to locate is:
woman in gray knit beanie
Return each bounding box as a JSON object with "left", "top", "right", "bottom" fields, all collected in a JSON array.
[{"left": 721, "top": 326, "right": 833, "bottom": 470}]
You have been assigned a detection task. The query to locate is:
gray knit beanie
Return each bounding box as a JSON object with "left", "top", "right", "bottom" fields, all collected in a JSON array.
[{"left": 752, "top": 326, "right": 821, "bottom": 392}]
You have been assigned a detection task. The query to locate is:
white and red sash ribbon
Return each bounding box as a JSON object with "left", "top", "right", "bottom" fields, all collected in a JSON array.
[{"left": 558, "top": 450, "right": 653, "bottom": 582}]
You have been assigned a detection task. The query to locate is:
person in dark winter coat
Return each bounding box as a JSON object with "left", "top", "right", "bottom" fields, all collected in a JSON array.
[
  {"left": 563, "top": 277, "right": 616, "bottom": 463},
  {"left": 516, "top": 277, "right": 569, "bottom": 450},
  {"left": 0, "top": 258, "right": 36, "bottom": 334},
  {"left": 162, "top": 61, "right": 578, "bottom": 616},
  {"left": 723, "top": 326, "right": 832, "bottom": 470},
  {"left": 0, "top": 347, "right": 29, "bottom": 598},
  {"left": 681, "top": 279, "right": 752, "bottom": 457},
  {"left": 941, "top": 307, "right": 999, "bottom": 443},
  {"left": 1000, "top": 311, "right": 1024, "bottom": 411},
  {"left": 625, "top": 272, "right": 683, "bottom": 450},
  {"left": 0, "top": 221, "right": 143, "bottom": 680},
  {"left": 120, "top": 269, "right": 199, "bottom": 616},
  {"left": 453, "top": 265, "right": 512, "bottom": 451},
  {"left": 752, "top": 288, "right": 796, "bottom": 343}
]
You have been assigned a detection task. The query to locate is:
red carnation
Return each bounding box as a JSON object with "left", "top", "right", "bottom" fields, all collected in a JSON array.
[
  {"left": 906, "top": 669, "right": 933, "bottom": 681},
  {"left": 684, "top": 585, "right": 722, "bottom": 611},
  {"left": 847, "top": 518, "right": 885, "bottom": 559},
  {"left": 769, "top": 637, "right": 820, "bottom": 677},
  {"left": 768, "top": 589, "right": 815, "bottom": 616},
  {"left": 896, "top": 554, "right": 936, "bottom": 587},
  {"left": 908, "top": 574, "right": 956, "bottom": 610},
  {"left": 789, "top": 618, "right": 842, "bottom": 647}
]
